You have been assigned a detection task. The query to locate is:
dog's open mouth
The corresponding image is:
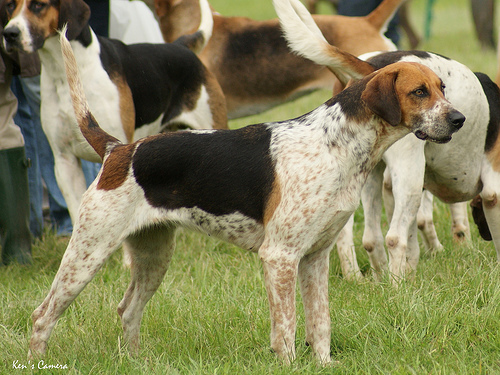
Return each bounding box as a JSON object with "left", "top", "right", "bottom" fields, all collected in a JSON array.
[{"left": 414, "top": 130, "right": 452, "bottom": 144}]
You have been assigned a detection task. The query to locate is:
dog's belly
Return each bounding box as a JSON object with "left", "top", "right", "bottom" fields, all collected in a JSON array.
[
  {"left": 423, "top": 150, "right": 483, "bottom": 203},
  {"left": 168, "top": 207, "right": 266, "bottom": 252}
]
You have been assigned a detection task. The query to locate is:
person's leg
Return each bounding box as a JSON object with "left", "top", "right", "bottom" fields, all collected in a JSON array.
[
  {"left": 337, "top": 0, "right": 401, "bottom": 46},
  {"left": 11, "top": 76, "right": 43, "bottom": 238},
  {"left": 21, "top": 76, "right": 73, "bottom": 235},
  {"left": 0, "top": 78, "right": 31, "bottom": 265}
]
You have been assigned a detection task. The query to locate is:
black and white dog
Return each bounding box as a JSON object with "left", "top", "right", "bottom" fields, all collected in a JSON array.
[
  {"left": 1, "top": 0, "right": 227, "bottom": 222},
  {"left": 27, "top": 28, "right": 463, "bottom": 364}
]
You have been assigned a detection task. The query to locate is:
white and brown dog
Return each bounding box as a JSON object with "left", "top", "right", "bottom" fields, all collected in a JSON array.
[
  {"left": 154, "top": 0, "right": 403, "bottom": 118},
  {"left": 28, "top": 27, "right": 464, "bottom": 365},
  {"left": 1, "top": 0, "right": 227, "bottom": 222},
  {"left": 274, "top": 0, "right": 500, "bottom": 281}
]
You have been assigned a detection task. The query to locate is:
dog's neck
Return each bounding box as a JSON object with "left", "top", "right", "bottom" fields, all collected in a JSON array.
[{"left": 306, "top": 99, "right": 410, "bottom": 180}]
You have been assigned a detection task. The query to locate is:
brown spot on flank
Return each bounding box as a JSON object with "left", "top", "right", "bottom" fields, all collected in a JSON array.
[
  {"left": 97, "top": 144, "right": 135, "bottom": 190},
  {"left": 204, "top": 68, "right": 228, "bottom": 129},
  {"left": 263, "top": 176, "right": 281, "bottom": 226},
  {"left": 486, "top": 139, "right": 500, "bottom": 173},
  {"left": 110, "top": 73, "right": 135, "bottom": 143}
]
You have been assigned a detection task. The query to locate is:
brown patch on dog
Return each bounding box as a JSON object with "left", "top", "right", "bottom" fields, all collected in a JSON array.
[
  {"left": 110, "top": 73, "right": 136, "bottom": 143},
  {"left": 263, "top": 177, "right": 282, "bottom": 226},
  {"left": 20, "top": 0, "right": 60, "bottom": 40},
  {"left": 391, "top": 63, "right": 447, "bottom": 126},
  {"left": 204, "top": 68, "right": 228, "bottom": 129},
  {"left": 97, "top": 144, "right": 135, "bottom": 191},
  {"left": 485, "top": 140, "right": 500, "bottom": 172}
]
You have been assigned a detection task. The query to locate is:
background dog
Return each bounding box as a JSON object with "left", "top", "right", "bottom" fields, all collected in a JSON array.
[
  {"left": 1, "top": 0, "right": 227, "bottom": 222},
  {"left": 274, "top": 0, "right": 500, "bottom": 282},
  {"left": 154, "top": 0, "right": 403, "bottom": 118}
]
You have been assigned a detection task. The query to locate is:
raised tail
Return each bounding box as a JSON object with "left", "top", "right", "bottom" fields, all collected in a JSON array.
[
  {"left": 172, "top": 0, "right": 213, "bottom": 54},
  {"left": 273, "top": 0, "right": 376, "bottom": 85},
  {"left": 59, "top": 26, "right": 121, "bottom": 161},
  {"left": 365, "top": 0, "right": 405, "bottom": 34}
]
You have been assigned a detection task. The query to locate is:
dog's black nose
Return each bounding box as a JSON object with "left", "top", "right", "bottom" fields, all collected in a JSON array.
[
  {"left": 449, "top": 110, "right": 465, "bottom": 130},
  {"left": 3, "top": 27, "right": 20, "bottom": 43}
]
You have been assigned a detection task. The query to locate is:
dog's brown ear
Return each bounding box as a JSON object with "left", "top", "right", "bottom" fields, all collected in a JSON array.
[
  {"left": 59, "top": 0, "right": 91, "bottom": 40},
  {"left": 361, "top": 70, "right": 401, "bottom": 126}
]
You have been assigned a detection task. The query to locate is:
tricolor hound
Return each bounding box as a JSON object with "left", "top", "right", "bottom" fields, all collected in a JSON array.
[
  {"left": 27, "top": 28, "right": 464, "bottom": 365},
  {"left": 1, "top": 0, "right": 227, "bottom": 222},
  {"left": 154, "top": 0, "right": 403, "bottom": 118},
  {"left": 274, "top": 0, "right": 500, "bottom": 282}
]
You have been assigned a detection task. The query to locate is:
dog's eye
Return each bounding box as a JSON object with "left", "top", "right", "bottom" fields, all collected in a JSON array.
[
  {"left": 441, "top": 84, "right": 446, "bottom": 93},
  {"left": 30, "top": 1, "right": 46, "bottom": 13},
  {"left": 413, "top": 88, "right": 428, "bottom": 97},
  {"left": 5, "top": 1, "right": 15, "bottom": 14}
]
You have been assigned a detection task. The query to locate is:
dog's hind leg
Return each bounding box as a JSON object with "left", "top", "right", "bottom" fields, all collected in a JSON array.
[
  {"left": 479, "top": 163, "right": 500, "bottom": 262},
  {"left": 299, "top": 246, "right": 332, "bottom": 365},
  {"left": 29, "top": 192, "right": 130, "bottom": 358},
  {"left": 117, "top": 225, "right": 177, "bottom": 354}
]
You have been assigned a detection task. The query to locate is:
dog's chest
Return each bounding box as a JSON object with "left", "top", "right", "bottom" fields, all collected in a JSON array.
[{"left": 39, "top": 39, "right": 128, "bottom": 157}]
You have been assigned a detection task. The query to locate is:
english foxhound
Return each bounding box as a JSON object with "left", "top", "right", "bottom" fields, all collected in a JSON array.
[
  {"left": 274, "top": 0, "right": 500, "bottom": 282},
  {"left": 28, "top": 28, "right": 463, "bottom": 365},
  {"left": 154, "top": 0, "right": 403, "bottom": 119},
  {"left": 1, "top": 0, "right": 227, "bottom": 223}
]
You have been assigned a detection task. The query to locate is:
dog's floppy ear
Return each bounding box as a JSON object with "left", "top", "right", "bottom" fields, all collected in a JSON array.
[
  {"left": 361, "top": 70, "right": 401, "bottom": 126},
  {"left": 58, "top": 0, "right": 91, "bottom": 40}
]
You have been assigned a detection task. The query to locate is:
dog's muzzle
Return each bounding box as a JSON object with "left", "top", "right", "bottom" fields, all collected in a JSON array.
[
  {"left": 3, "top": 26, "right": 21, "bottom": 53},
  {"left": 414, "top": 109, "right": 465, "bottom": 144},
  {"left": 448, "top": 109, "right": 466, "bottom": 131}
]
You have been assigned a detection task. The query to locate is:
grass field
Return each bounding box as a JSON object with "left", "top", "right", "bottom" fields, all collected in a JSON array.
[{"left": 2, "top": 0, "right": 500, "bottom": 373}]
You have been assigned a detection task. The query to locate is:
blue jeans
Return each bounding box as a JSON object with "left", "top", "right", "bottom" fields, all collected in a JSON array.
[
  {"left": 337, "top": 0, "right": 401, "bottom": 47},
  {"left": 12, "top": 76, "right": 73, "bottom": 237}
]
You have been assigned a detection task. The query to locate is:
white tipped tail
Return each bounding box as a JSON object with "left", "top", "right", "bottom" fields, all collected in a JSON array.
[
  {"left": 59, "top": 25, "right": 120, "bottom": 160},
  {"left": 272, "top": 0, "right": 376, "bottom": 84},
  {"left": 173, "top": 0, "right": 213, "bottom": 54},
  {"left": 59, "top": 25, "right": 91, "bottom": 129}
]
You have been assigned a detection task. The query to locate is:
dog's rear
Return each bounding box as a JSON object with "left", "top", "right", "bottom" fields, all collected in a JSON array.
[{"left": 171, "top": 0, "right": 213, "bottom": 54}]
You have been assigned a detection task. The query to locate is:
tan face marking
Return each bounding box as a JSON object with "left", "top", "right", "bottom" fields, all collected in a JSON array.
[{"left": 3, "top": 0, "right": 60, "bottom": 52}]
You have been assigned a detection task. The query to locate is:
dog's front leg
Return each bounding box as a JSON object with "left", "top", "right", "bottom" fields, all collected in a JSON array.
[
  {"left": 259, "top": 243, "right": 299, "bottom": 364},
  {"left": 53, "top": 152, "right": 89, "bottom": 222},
  {"left": 417, "top": 190, "right": 444, "bottom": 253},
  {"left": 361, "top": 161, "right": 388, "bottom": 279},
  {"left": 298, "top": 247, "right": 332, "bottom": 365},
  {"left": 449, "top": 202, "right": 470, "bottom": 241},
  {"left": 382, "top": 137, "right": 426, "bottom": 283},
  {"left": 335, "top": 215, "right": 363, "bottom": 281}
]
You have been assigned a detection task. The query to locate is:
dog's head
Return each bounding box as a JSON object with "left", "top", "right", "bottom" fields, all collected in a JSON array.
[
  {"left": 360, "top": 62, "right": 465, "bottom": 143},
  {"left": 2, "top": 0, "right": 90, "bottom": 53}
]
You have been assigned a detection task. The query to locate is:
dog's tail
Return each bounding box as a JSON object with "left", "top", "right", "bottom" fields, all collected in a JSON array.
[
  {"left": 172, "top": 0, "right": 213, "bottom": 54},
  {"left": 273, "top": 0, "right": 376, "bottom": 85},
  {"left": 59, "top": 26, "right": 121, "bottom": 161},
  {"left": 365, "top": 0, "right": 405, "bottom": 36}
]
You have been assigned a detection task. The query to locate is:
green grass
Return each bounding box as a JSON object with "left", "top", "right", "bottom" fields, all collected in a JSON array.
[{"left": 2, "top": 0, "right": 500, "bottom": 373}]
